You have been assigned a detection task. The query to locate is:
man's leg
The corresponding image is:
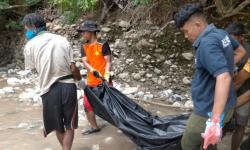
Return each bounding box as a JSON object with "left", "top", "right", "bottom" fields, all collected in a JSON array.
[
  {"left": 181, "top": 113, "right": 208, "bottom": 150},
  {"left": 231, "top": 125, "right": 245, "bottom": 150},
  {"left": 60, "top": 83, "right": 78, "bottom": 149},
  {"left": 56, "top": 131, "right": 64, "bottom": 146},
  {"left": 85, "top": 111, "right": 98, "bottom": 129},
  {"left": 62, "top": 129, "right": 74, "bottom": 150},
  {"left": 83, "top": 95, "right": 99, "bottom": 129},
  {"left": 231, "top": 102, "right": 249, "bottom": 150}
]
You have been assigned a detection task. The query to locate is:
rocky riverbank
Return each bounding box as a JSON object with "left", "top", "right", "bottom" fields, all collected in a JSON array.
[{"left": 0, "top": 10, "right": 196, "bottom": 108}]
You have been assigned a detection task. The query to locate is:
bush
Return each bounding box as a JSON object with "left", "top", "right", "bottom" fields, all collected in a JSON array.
[
  {"left": 49, "top": 0, "right": 98, "bottom": 12},
  {"left": 133, "top": 0, "right": 152, "bottom": 6},
  {"left": 49, "top": 0, "right": 98, "bottom": 24}
]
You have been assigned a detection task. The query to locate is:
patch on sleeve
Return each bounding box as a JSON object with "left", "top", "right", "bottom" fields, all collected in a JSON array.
[{"left": 221, "top": 35, "right": 231, "bottom": 48}]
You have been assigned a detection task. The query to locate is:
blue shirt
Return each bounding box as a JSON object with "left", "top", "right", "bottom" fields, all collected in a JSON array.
[{"left": 192, "top": 24, "right": 239, "bottom": 117}]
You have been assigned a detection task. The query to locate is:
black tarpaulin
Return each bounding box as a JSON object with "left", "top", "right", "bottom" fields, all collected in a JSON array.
[{"left": 84, "top": 82, "right": 189, "bottom": 150}]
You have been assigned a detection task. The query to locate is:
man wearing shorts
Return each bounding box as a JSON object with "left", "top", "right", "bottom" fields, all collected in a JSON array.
[
  {"left": 77, "top": 20, "right": 112, "bottom": 135},
  {"left": 23, "top": 13, "right": 81, "bottom": 150},
  {"left": 226, "top": 23, "right": 250, "bottom": 150}
]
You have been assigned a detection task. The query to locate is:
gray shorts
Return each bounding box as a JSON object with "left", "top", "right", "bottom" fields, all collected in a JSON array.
[{"left": 235, "top": 101, "right": 250, "bottom": 126}]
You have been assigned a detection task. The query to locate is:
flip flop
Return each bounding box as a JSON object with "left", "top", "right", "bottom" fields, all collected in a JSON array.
[{"left": 82, "top": 128, "right": 101, "bottom": 135}]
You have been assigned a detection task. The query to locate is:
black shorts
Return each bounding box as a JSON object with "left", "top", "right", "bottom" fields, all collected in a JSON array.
[{"left": 41, "top": 82, "right": 78, "bottom": 137}]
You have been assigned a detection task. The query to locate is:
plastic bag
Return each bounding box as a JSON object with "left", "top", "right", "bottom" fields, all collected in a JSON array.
[{"left": 84, "top": 82, "right": 189, "bottom": 150}]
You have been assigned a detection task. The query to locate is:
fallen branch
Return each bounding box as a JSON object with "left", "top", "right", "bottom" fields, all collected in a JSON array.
[
  {"left": 213, "top": 0, "right": 250, "bottom": 19},
  {"left": 133, "top": 98, "right": 193, "bottom": 110}
]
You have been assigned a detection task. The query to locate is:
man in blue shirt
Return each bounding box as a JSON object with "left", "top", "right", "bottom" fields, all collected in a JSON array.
[{"left": 174, "top": 3, "right": 246, "bottom": 150}]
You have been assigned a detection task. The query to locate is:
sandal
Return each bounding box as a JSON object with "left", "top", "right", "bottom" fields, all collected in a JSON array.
[{"left": 82, "top": 128, "right": 101, "bottom": 135}]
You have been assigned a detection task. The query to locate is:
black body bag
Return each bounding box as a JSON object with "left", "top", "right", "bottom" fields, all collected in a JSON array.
[{"left": 84, "top": 82, "right": 189, "bottom": 150}]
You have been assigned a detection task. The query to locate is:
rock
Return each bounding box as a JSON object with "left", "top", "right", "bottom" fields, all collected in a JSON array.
[
  {"left": 164, "top": 60, "right": 172, "bottom": 65},
  {"left": 140, "top": 78, "right": 146, "bottom": 82},
  {"left": 8, "top": 69, "right": 16, "bottom": 74},
  {"left": 155, "top": 48, "right": 163, "bottom": 53},
  {"left": 114, "top": 39, "right": 127, "bottom": 49},
  {"left": 139, "top": 71, "right": 146, "bottom": 76},
  {"left": 184, "top": 100, "right": 193, "bottom": 108},
  {"left": 126, "top": 58, "right": 134, "bottom": 64},
  {"left": 122, "top": 87, "right": 138, "bottom": 95},
  {"left": 182, "top": 77, "right": 191, "bottom": 85},
  {"left": 101, "top": 27, "right": 111, "bottom": 33},
  {"left": 19, "top": 91, "right": 37, "bottom": 101},
  {"left": 154, "top": 68, "right": 161, "bottom": 74},
  {"left": 1, "top": 87, "right": 15, "bottom": 94},
  {"left": 182, "top": 52, "right": 193, "bottom": 60},
  {"left": 172, "top": 94, "right": 184, "bottom": 101},
  {"left": 118, "top": 20, "right": 130, "bottom": 28},
  {"left": 172, "top": 101, "right": 183, "bottom": 107},
  {"left": 7, "top": 77, "right": 21, "bottom": 85},
  {"left": 137, "top": 91, "right": 144, "bottom": 97},
  {"left": 17, "top": 70, "right": 32, "bottom": 78},
  {"left": 136, "top": 39, "right": 154, "bottom": 49},
  {"left": 152, "top": 78, "right": 158, "bottom": 83},
  {"left": 170, "top": 65, "right": 177, "bottom": 68},
  {"left": 159, "top": 75, "right": 166, "bottom": 80},
  {"left": 32, "top": 94, "right": 41, "bottom": 103},
  {"left": 162, "top": 89, "right": 173, "bottom": 98},
  {"left": 146, "top": 73, "right": 153, "bottom": 78},
  {"left": 145, "top": 55, "right": 152, "bottom": 60},
  {"left": 53, "top": 25, "right": 62, "bottom": 31},
  {"left": 143, "top": 94, "right": 154, "bottom": 100},
  {"left": 118, "top": 72, "right": 129, "bottom": 79},
  {"left": 133, "top": 73, "right": 141, "bottom": 80},
  {"left": 149, "top": 39, "right": 154, "bottom": 43},
  {"left": 17, "top": 123, "right": 29, "bottom": 129}
]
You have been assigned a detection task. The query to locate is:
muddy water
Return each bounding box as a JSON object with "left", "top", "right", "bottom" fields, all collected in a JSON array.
[{"left": 0, "top": 78, "right": 232, "bottom": 150}]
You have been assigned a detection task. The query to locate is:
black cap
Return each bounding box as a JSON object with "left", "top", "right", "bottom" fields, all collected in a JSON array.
[
  {"left": 77, "top": 20, "right": 100, "bottom": 32},
  {"left": 174, "top": 3, "right": 203, "bottom": 28},
  {"left": 225, "top": 22, "right": 245, "bottom": 36}
]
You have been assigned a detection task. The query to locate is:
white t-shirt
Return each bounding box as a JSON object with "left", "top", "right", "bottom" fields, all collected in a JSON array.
[{"left": 24, "top": 32, "right": 75, "bottom": 96}]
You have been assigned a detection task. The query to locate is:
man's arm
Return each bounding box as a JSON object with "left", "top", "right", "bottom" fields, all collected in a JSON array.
[
  {"left": 212, "top": 72, "right": 232, "bottom": 119},
  {"left": 234, "top": 69, "right": 250, "bottom": 90},
  {"left": 236, "top": 90, "right": 250, "bottom": 107},
  {"left": 70, "top": 62, "right": 81, "bottom": 81},
  {"left": 82, "top": 57, "right": 94, "bottom": 72},
  {"left": 234, "top": 45, "right": 246, "bottom": 65},
  {"left": 104, "top": 55, "right": 111, "bottom": 72}
]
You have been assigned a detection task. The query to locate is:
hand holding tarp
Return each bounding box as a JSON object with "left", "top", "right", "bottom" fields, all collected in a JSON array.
[
  {"left": 104, "top": 71, "right": 110, "bottom": 81},
  {"left": 79, "top": 79, "right": 87, "bottom": 89}
]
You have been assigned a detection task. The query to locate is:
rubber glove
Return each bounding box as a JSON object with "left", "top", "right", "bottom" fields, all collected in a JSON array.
[
  {"left": 104, "top": 71, "right": 110, "bottom": 81},
  {"left": 90, "top": 68, "right": 101, "bottom": 78},
  {"left": 201, "top": 113, "right": 224, "bottom": 149}
]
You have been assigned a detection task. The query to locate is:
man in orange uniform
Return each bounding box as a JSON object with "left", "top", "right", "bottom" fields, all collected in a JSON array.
[{"left": 77, "top": 20, "right": 112, "bottom": 135}]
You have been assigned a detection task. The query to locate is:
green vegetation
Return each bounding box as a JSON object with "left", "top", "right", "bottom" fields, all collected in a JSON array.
[
  {"left": 133, "top": 0, "right": 152, "bottom": 6},
  {"left": 49, "top": 0, "right": 98, "bottom": 24}
]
